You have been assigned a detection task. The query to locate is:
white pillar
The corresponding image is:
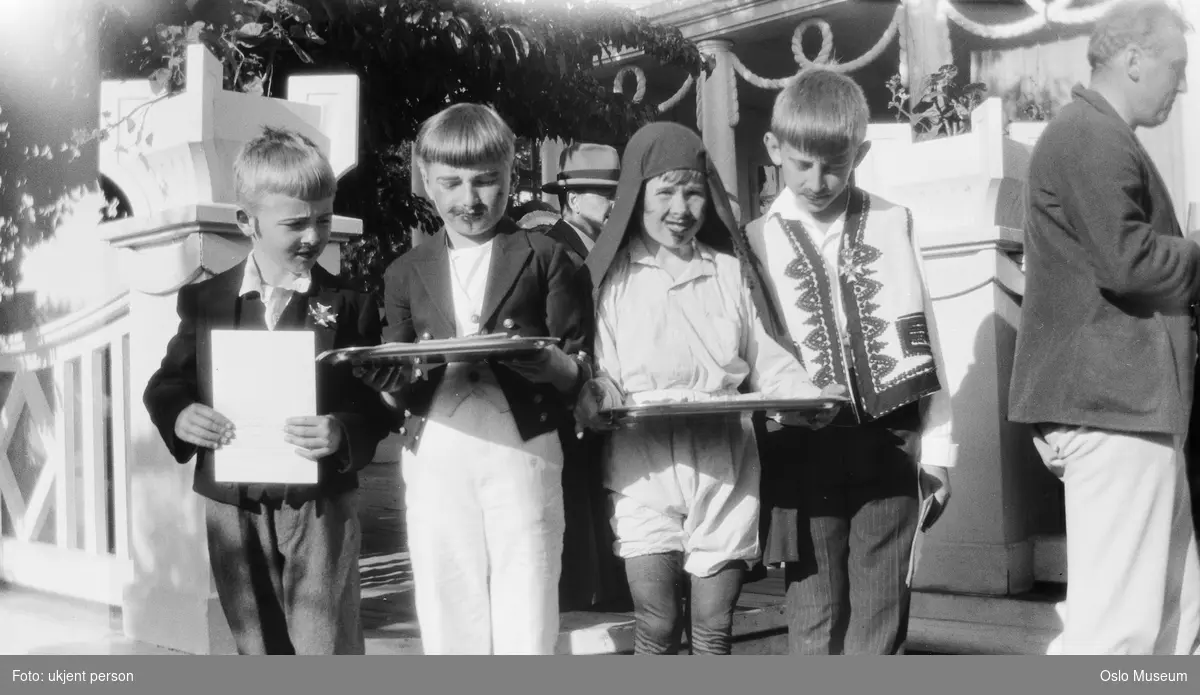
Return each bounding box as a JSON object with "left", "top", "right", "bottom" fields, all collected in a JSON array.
[
  {"left": 697, "top": 39, "right": 739, "bottom": 202},
  {"left": 106, "top": 212, "right": 240, "bottom": 655},
  {"left": 901, "top": 0, "right": 953, "bottom": 103}
]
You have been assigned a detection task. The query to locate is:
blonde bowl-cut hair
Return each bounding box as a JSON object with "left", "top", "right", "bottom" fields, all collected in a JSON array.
[
  {"left": 234, "top": 126, "right": 337, "bottom": 212},
  {"left": 770, "top": 68, "right": 869, "bottom": 161},
  {"left": 415, "top": 103, "right": 516, "bottom": 168}
]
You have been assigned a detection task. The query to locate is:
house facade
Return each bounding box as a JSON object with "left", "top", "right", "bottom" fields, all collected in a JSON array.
[{"left": 570, "top": 0, "right": 1197, "bottom": 222}]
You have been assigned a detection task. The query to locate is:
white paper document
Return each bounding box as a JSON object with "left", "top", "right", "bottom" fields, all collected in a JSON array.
[{"left": 211, "top": 329, "right": 319, "bottom": 484}]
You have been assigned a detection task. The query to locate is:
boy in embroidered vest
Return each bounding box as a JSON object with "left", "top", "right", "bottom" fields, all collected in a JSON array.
[
  {"left": 575, "top": 122, "right": 839, "bottom": 655},
  {"left": 739, "top": 69, "right": 956, "bottom": 655},
  {"left": 363, "top": 104, "right": 592, "bottom": 654},
  {"left": 143, "top": 127, "right": 392, "bottom": 654}
]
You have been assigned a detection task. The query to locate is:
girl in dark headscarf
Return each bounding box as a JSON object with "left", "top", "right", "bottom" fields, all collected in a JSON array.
[{"left": 575, "top": 122, "right": 841, "bottom": 655}]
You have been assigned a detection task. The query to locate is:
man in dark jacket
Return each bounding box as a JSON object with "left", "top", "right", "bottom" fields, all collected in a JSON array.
[
  {"left": 540, "top": 143, "right": 619, "bottom": 264},
  {"left": 1009, "top": 0, "right": 1200, "bottom": 655},
  {"left": 538, "top": 143, "right": 631, "bottom": 612}
]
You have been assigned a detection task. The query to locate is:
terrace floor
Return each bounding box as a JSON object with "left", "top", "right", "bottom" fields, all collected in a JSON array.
[{"left": 1, "top": 461, "right": 794, "bottom": 655}]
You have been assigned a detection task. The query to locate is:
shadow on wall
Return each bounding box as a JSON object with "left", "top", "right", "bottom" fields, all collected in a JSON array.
[
  {"left": 917, "top": 293, "right": 1064, "bottom": 594},
  {"left": 985, "top": 302, "right": 1065, "bottom": 539}
]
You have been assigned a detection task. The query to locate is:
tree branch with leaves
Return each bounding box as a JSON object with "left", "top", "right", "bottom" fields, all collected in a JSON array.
[{"left": 1, "top": 0, "right": 704, "bottom": 300}]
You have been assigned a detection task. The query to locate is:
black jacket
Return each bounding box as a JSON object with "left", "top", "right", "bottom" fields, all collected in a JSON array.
[
  {"left": 381, "top": 219, "right": 594, "bottom": 452},
  {"left": 143, "top": 260, "right": 392, "bottom": 509},
  {"left": 545, "top": 218, "right": 590, "bottom": 266}
]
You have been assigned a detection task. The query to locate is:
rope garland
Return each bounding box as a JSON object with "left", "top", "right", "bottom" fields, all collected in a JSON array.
[
  {"left": 612, "top": 65, "right": 695, "bottom": 114},
  {"left": 941, "top": 2, "right": 1046, "bottom": 40},
  {"left": 729, "top": 64, "right": 739, "bottom": 128},
  {"left": 1045, "top": 0, "right": 1125, "bottom": 25},
  {"left": 612, "top": 65, "right": 647, "bottom": 103},
  {"left": 657, "top": 74, "right": 694, "bottom": 112},
  {"left": 615, "top": 0, "right": 1127, "bottom": 110},
  {"left": 943, "top": 0, "right": 1125, "bottom": 39},
  {"left": 730, "top": 6, "right": 906, "bottom": 91}
]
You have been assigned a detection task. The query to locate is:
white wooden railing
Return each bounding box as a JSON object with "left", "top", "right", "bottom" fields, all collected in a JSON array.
[{"left": 0, "top": 292, "right": 132, "bottom": 605}]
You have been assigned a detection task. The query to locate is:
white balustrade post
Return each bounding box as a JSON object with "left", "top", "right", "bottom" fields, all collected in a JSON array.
[
  {"left": 110, "top": 214, "right": 242, "bottom": 655},
  {"left": 110, "top": 334, "right": 131, "bottom": 562},
  {"left": 80, "top": 347, "right": 107, "bottom": 554},
  {"left": 53, "top": 362, "right": 78, "bottom": 552}
]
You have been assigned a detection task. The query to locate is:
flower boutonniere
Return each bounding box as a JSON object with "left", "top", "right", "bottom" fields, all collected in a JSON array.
[
  {"left": 308, "top": 301, "right": 338, "bottom": 328},
  {"left": 839, "top": 244, "right": 867, "bottom": 282}
]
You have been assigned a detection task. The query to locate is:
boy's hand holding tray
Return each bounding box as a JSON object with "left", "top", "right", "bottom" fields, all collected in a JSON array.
[{"left": 207, "top": 329, "right": 323, "bottom": 484}]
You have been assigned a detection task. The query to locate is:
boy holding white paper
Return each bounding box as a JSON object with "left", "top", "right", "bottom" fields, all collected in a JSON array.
[{"left": 142, "top": 127, "right": 391, "bottom": 655}]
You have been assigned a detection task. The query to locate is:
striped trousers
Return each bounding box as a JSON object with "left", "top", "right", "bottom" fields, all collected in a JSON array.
[{"left": 766, "top": 404, "right": 922, "bottom": 655}]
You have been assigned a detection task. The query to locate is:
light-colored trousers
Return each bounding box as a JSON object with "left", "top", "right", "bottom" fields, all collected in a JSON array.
[
  {"left": 605, "top": 414, "right": 760, "bottom": 578},
  {"left": 1033, "top": 425, "right": 1200, "bottom": 655},
  {"left": 403, "top": 392, "right": 565, "bottom": 655}
]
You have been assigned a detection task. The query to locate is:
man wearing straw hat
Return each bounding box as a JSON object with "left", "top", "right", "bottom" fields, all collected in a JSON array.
[
  {"left": 541, "top": 143, "right": 620, "bottom": 264},
  {"left": 537, "top": 142, "right": 631, "bottom": 612}
]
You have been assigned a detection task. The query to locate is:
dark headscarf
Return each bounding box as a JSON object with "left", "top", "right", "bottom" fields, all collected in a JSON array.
[{"left": 584, "top": 122, "right": 744, "bottom": 292}]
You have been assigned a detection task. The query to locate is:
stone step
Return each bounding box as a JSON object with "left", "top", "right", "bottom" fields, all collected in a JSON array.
[
  {"left": 1032, "top": 534, "right": 1066, "bottom": 583},
  {"left": 4, "top": 579, "right": 1068, "bottom": 655},
  {"left": 908, "top": 584, "right": 1064, "bottom": 655}
]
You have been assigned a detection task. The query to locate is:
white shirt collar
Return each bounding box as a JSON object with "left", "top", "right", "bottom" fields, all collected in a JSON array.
[
  {"left": 627, "top": 235, "right": 717, "bottom": 275},
  {"left": 768, "top": 187, "right": 815, "bottom": 225},
  {"left": 565, "top": 219, "right": 596, "bottom": 252},
  {"left": 767, "top": 187, "right": 847, "bottom": 240},
  {"left": 239, "top": 252, "right": 312, "bottom": 298}
]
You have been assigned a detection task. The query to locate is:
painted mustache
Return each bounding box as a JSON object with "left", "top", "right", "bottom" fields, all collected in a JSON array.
[
  {"left": 663, "top": 216, "right": 697, "bottom": 229},
  {"left": 450, "top": 205, "right": 488, "bottom": 219}
]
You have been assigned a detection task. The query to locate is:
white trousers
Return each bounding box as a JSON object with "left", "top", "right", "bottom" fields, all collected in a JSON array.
[
  {"left": 403, "top": 393, "right": 565, "bottom": 655},
  {"left": 1033, "top": 425, "right": 1200, "bottom": 655}
]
